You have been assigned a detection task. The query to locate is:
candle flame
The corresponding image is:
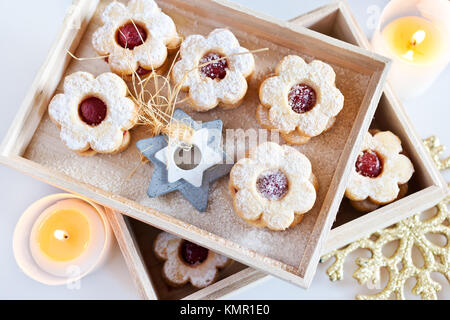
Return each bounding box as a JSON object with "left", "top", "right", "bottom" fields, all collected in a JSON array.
[
  {"left": 54, "top": 229, "right": 69, "bottom": 241},
  {"left": 411, "top": 30, "right": 426, "bottom": 46}
]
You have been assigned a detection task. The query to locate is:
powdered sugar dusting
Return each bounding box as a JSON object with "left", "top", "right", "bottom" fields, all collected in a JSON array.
[
  {"left": 260, "top": 55, "right": 344, "bottom": 136},
  {"left": 229, "top": 142, "right": 316, "bottom": 230},
  {"left": 256, "top": 170, "right": 288, "bottom": 200},
  {"left": 48, "top": 71, "right": 137, "bottom": 153},
  {"left": 92, "top": 0, "right": 179, "bottom": 75},
  {"left": 172, "top": 28, "right": 255, "bottom": 111},
  {"left": 346, "top": 131, "right": 414, "bottom": 204}
]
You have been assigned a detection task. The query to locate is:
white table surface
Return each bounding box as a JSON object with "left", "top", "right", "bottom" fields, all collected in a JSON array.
[{"left": 0, "top": 0, "right": 448, "bottom": 300}]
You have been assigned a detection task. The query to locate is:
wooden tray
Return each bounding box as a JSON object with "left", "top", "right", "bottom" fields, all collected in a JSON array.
[
  {"left": 104, "top": 1, "right": 448, "bottom": 300},
  {"left": 0, "top": 0, "right": 389, "bottom": 287}
]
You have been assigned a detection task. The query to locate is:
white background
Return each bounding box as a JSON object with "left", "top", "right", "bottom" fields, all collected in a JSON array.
[{"left": 0, "top": 0, "right": 448, "bottom": 299}]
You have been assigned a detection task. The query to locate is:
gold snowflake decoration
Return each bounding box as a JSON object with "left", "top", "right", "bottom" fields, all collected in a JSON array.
[
  {"left": 423, "top": 136, "right": 450, "bottom": 170},
  {"left": 321, "top": 136, "right": 449, "bottom": 300}
]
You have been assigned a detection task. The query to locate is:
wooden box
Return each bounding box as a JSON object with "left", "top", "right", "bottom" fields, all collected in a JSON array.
[
  {"left": 0, "top": 0, "right": 389, "bottom": 287},
  {"left": 104, "top": 1, "right": 448, "bottom": 300}
]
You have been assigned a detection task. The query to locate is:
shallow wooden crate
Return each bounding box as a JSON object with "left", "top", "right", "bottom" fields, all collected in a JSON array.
[
  {"left": 0, "top": 0, "right": 389, "bottom": 287},
  {"left": 104, "top": 1, "right": 448, "bottom": 300}
]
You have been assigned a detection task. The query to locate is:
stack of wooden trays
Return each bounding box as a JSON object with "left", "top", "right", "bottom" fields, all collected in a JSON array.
[{"left": 0, "top": 0, "right": 446, "bottom": 299}]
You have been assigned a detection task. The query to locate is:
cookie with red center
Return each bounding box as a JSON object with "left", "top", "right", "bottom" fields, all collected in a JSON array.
[
  {"left": 256, "top": 170, "right": 289, "bottom": 201},
  {"left": 258, "top": 55, "right": 344, "bottom": 145},
  {"left": 288, "top": 84, "right": 317, "bottom": 114},
  {"left": 172, "top": 28, "right": 255, "bottom": 112},
  {"left": 229, "top": 142, "right": 318, "bottom": 231},
  {"left": 116, "top": 23, "right": 147, "bottom": 50},
  {"left": 180, "top": 241, "right": 209, "bottom": 266},
  {"left": 154, "top": 232, "right": 231, "bottom": 288},
  {"left": 92, "top": 0, "right": 180, "bottom": 77},
  {"left": 48, "top": 71, "right": 137, "bottom": 155},
  {"left": 78, "top": 97, "right": 108, "bottom": 126},
  {"left": 199, "top": 52, "right": 228, "bottom": 80},
  {"left": 345, "top": 131, "right": 414, "bottom": 212},
  {"left": 355, "top": 150, "right": 383, "bottom": 178}
]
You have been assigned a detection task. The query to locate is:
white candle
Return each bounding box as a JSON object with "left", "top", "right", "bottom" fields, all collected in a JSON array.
[
  {"left": 13, "top": 194, "right": 111, "bottom": 285},
  {"left": 371, "top": 0, "right": 450, "bottom": 100}
]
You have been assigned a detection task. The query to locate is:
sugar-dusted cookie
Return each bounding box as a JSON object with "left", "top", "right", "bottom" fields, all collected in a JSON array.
[
  {"left": 92, "top": 0, "right": 180, "bottom": 77},
  {"left": 154, "top": 232, "right": 230, "bottom": 288},
  {"left": 345, "top": 131, "right": 414, "bottom": 211},
  {"left": 258, "top": 55, "right": 344, "bottom": 145},
  {"left": 172, "top": 28, "right": 255, "bottom": 111},
  {"left": 229, "top": 142, "right": 317, "bottom": 231},
  {"left": 48, "top": 71, "right": 138, "bottom": 155}
]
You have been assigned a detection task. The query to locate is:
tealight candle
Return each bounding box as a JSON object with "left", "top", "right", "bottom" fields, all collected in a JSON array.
[
  {"left": 29, "top": 198, "right": 106, "bottom": 277},
  {"left": 371, "top": 0, "right": 450, "bottom": 100},
  {"left": 13, "top": 194, "right": 111, "bottom": 285}
]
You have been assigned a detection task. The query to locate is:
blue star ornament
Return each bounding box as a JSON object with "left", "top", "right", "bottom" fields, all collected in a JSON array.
[{"left": 136, "top": 109, "right": 233, "bottom": 212}]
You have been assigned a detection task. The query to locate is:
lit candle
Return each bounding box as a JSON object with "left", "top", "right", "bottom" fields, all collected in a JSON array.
[
  {"left": 382, "top": 17, "right": 441, "bottom": 64},
  {"left": 13, "top": 194, "right": 111, "bottom": 285},
  {"left": 371, "top": 0, "right": 450, "bottom": 100}
]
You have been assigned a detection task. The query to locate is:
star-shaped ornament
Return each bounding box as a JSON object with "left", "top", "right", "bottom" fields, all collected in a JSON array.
[
  {"left": 137, "top": 109, "right": 233, "bottom": 212},
  {"left": 155, "top": 128, "right": 223, "bottom": 187}
]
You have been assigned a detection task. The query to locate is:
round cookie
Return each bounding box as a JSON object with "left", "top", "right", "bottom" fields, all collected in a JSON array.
[
  {"left": 229, "top": 142, "right": 317, "bottom": 231},
  {"left": 345, "top": 130, "right": 414, "bottom": 210},
  {"left": 154, "top": 232, "right": 231, "bottom": 289},
  {"left": 92, "top": 0, "right": 180, "bottom": 77},
  {"left": 48, "top": 71, "right": 138, "bottom": 155},
  {"left": 258, "top": 55, "right": 344, "bottom": 145},
  {"left": 171, "top": 28, "right": 255, "bottom": 111}
]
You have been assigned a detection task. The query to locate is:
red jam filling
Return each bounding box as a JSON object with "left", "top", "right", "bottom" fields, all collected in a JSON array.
[
  {"left": 180, "top": 240, "right": 209, "bottom": 266},
  {"left": 355, "top": 150, "right": 383, "bottom": 178},
  {"left": 288, "top": 83, "right": 317, "bottom": 114},
  {"left": 199, "top": 52, "right": 228, "bottom": 80},
  {"left": 78, "top": 97, "right": 107, "bottom": 126},
  {"left": 256, "top": 170, "right": 289, "bottom": 200},
  {"left": 136, "top": 66, "right": 151, "bottom": 76},
  {"left": 116, "top": 23, "right": 147, "bottom": 49}
]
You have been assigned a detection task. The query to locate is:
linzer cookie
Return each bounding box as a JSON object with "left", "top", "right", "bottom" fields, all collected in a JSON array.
[
  {"left": 154, "top": 232, "right": 230, "bottom": 288},
  {"left": 92, "top": 0, "right": 180, "bottom": 77},
  {"left": 229, "top": 142, "right": 318, "bottom": 231},
  {"left": 48, "top": 71, "right": 138, "bottom": 155},
  {"left": 172, "top": 28, "right": 255, "bottom": 111},
  {"left": 258, "top": 55, "right": 344, "bottom": 145},
  {"left": 345, "top": 131, "right": 414, "bottom": 212}
]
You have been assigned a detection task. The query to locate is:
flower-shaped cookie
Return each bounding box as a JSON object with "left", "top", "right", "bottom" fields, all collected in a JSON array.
[
  {"left": 154, "top": 232, "right": 230, "bottom": 288},
  {"left": 345, "top": 131, "right": 414, "bottom": 207},
  {"left": 48, "top": 71, "right": 138, "bottom": 155},
  {"left": 172, "top": 28, "right": 255, "bottom": 111},
  {"left": 92, "top": 0, "right": 180, "bottom": 77},
  {"left": 229, "top": 142, "right": 317, "bottom": 231},
  {"left": 258, "top": 55, "right": 344, "bottom": 145}
]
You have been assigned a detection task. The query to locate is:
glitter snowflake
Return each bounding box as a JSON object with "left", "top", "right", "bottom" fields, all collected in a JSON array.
[
  {"left": 423, "top": 136, "right": 450, "bottom": 171},
  {"left": 320, "top": 136, "right": 450, "bottom": 300}
]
